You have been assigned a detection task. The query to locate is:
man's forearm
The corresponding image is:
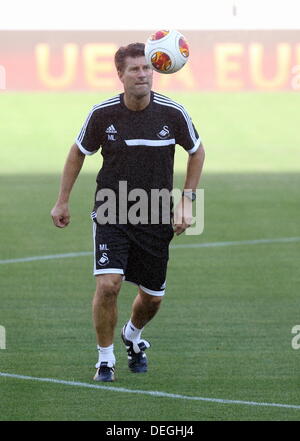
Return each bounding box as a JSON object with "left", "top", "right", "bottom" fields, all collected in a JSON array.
[
  {"left": 173, "top": 144, "right": 205, "bottom": 235},
  {"left": 56, "top": 143, "right": 85, "bottom": 204},
  {"left": 183, "top": 144, "right": 205, "bottom": 191}
]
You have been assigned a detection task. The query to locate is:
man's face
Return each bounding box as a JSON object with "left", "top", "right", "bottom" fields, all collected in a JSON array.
[{"left": 118, "top": 56, "right": 153, "bottom": 98}]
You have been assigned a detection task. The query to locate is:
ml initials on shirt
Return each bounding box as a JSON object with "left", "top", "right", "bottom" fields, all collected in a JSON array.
[
  {"left": 106, "top": 124, "right": 117, "bottom": 141},
  {"left": 99, "top": 244, "right": 109, "bottom": 251}
]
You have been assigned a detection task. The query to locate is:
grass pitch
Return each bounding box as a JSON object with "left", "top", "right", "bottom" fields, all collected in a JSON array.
[{"left": 0, "top": 91, "right": 300, "bottom": 421}]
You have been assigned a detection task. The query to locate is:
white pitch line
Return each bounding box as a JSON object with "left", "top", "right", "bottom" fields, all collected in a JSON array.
[
  {"left": 0, "top": 237, "right": 300, "bottom": 265},
  {"left": 1, "top": 372, "right": 300, "bottom": 411},
  {"left": 171, "top": 236, "right": 300, "bottom": 249},
  {"left": 0, "top": 251, "right": 92, "bottom": 264}
]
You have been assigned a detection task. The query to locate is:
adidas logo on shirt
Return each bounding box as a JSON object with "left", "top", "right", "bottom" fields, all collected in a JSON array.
[
  {"left": 105, "top": 125, "right": 118, "bottom": 134},
  {"left": 105, "top": 124, "right": 118, "bottom": 141}
]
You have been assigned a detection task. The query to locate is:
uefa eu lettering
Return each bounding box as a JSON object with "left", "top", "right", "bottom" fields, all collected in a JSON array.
[
  {"left": 291, "top": 65, "right": 300, "bottom": 90},
  {"left": 33, "top": 42, "right": 300, "bottom": 91}
]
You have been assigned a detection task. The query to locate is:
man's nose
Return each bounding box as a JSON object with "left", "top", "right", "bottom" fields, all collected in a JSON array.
[{"left": 137, "top": 67, "right": 146, "bottom": 76}]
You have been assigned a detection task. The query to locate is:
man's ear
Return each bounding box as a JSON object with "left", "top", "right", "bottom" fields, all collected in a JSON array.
[{"left": 117, "top": 69, "right": 124, "bottom": 82}]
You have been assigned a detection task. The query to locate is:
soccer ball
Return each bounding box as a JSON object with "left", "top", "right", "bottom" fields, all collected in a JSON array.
[{"left": 145, "top": 29, "right": 189, "bottom": 74}]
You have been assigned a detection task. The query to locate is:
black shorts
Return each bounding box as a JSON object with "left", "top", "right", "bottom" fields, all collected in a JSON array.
[{"left": 92, "top": 221, "right": 174, "bottom": 296}]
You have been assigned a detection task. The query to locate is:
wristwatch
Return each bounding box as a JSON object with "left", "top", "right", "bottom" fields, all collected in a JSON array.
[{"left": 182, "top": 191, "right": 196, "bottom": 201}]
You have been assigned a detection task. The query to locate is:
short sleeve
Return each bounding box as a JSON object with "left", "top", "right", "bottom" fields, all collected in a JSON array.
[
  {"left": 175, "top": 107, "right": 201, "bottom": 154},
  {"left": 75, "top": 107, "right": 103, "bottom": 155}
]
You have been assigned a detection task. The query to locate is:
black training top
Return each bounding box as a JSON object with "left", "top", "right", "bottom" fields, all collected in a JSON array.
[
  {"left": 75, "top": 91, "right": 201, "bottom": 223},
  {"left": 76, "top": 91, "right": 200, "bottom": 192}
]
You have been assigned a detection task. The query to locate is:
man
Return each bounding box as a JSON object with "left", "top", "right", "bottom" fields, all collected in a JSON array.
[{"left": 51, "top": 42, "right": 205, "bottom": 382}]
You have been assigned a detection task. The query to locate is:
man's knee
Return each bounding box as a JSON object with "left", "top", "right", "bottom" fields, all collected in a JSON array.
[
  {"left": 138, "top": 288, "right": 163, "bottom": 308},
  {"left": 95, "top": 274, "right": 122, "bottom": 300},
  {"left": 149, "top": 295, "right": 163, "bottom": 307}
]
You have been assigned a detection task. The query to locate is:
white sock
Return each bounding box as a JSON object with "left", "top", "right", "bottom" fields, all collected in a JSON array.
[
  {"left": 125, "top": 320, "right": 143, "bottom": 342},
  {"left": 95, "top": 344, "right": 116, "bottom": 368}
]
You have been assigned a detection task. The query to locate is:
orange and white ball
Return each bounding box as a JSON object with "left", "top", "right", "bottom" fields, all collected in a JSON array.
[{"left": 145, "top": 29, "right": 189, "bottom": 74}]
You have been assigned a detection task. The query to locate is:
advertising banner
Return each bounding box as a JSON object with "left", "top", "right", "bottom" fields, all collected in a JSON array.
[{"left": 1, "top": 30, "right": 300, "bottom": 91}]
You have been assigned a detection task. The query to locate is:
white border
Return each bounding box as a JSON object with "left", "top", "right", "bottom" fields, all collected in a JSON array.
[{"left": 1, "top": 0, "right": 300, "bottom": 30}]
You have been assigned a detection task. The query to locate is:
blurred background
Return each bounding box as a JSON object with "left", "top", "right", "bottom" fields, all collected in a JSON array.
[
  {"left": 2, "top": 0, "right": 300, "bottom": 93},
  {"left": 1, "top": 0, "right": 300, "bottom": 174}
]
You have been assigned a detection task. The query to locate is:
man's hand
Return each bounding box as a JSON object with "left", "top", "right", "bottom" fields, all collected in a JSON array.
[
  {"left": 51, "top": 203, "right": 70, "bottom": 228},
  {"left": 50, "top": 144, "right": 85, "bottom": 229},
  {"left": 174, "top": 144, "right": 205, "bottom": 235},
  {"left": 173, "top": 196, "right": 193, "bottom": 236}
]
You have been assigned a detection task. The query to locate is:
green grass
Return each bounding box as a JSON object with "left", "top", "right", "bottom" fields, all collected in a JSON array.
[
  {"left": 1, "top": 91, "right": 300, "bottom": 175},
  {"left": 0, "top": 91, "right": 300, "bottom": 421}
]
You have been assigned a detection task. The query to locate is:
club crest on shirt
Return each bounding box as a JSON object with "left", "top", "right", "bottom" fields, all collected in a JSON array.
[
  {"left": 98, "top": 252, "right": 109, "bottom": 266},
  {"left": 157, "top": 125, "right": 170, "bottom": 139}
]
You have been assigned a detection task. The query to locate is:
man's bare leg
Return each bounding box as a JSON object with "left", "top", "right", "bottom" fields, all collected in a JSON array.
[
  {"left": 130, "top": 288, "right": 163, "bottom": 330},
  {"left": 92, "top": 274, "right": 122, "bottom": 381},
  {"left": 121, "top": 288, "right": 163, "bottom": 373},
  {"left": 93, "top": 274, "right": 123, "bottom": 346}
]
